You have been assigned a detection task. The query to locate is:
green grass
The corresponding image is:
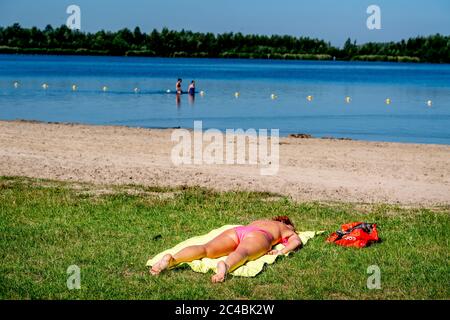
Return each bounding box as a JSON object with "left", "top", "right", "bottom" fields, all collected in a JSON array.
[{"left": 0, "top": 176, "right": 448, "bottom": 300}]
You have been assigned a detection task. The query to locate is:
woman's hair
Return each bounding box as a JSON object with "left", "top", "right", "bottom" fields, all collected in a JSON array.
[{"left": 272, "top": 215, "right": 295, "bottom": 229}]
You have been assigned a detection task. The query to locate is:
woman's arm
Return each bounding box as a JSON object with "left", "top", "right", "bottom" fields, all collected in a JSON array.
[{"left": 268, "top": 234, "right": 302, "bottom": 255}]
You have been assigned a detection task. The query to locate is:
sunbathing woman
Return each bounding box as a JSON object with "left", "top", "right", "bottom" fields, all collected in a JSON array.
[{"left": 150, "top": 216, "right": 302, "bottom": 283}]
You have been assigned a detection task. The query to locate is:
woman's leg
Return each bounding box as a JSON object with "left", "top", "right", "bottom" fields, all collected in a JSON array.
[
  {"left": 150, "top": 229, "right": 238, "bottom": 275},
  {"left": 211, "top": 233, "right": 272, "bottom": 283}
]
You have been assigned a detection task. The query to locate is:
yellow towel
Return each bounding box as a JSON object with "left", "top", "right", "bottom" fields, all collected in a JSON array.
[{"left": 146, "top": 225, "right": 323, "bottom": 277}]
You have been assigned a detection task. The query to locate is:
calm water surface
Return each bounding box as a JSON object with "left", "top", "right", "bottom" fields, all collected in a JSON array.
[{"left": 0, "top": 54, "right": 449, "bottom": 144}]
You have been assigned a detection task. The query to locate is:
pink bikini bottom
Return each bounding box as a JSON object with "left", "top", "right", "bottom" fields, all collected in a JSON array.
[
  {"left": 233, "top": 226, "right": 290, "bottom": 246},
  {"left": 233, "top": 226, "right": 274, "bottom": 244}
]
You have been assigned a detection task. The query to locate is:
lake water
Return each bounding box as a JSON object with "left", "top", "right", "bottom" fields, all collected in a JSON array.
[{"left": 0, "top": 54, "right": 449, "bottom": 144}]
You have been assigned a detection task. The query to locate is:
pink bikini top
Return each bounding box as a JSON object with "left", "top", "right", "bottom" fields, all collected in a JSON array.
[{"left": 280, "top": 237, "right": 290, "bottom": 246}]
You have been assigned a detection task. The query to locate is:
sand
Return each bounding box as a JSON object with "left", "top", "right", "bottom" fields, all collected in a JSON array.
[{"left": 0, "top": 120, "right": 449, "bottom": 206}]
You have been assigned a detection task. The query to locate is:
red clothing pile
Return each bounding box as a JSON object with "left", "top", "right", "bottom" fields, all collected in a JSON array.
[{"left": 326, "top": 222, "right": 380, "bottom": 248}]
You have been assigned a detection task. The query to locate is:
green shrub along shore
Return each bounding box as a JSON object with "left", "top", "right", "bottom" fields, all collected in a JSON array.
[
  {"left": 0, "top": 176, "right": 448, "bottom": 300},
  {"left": 1, "top": 23, "right": 449, "bottom": 63}
]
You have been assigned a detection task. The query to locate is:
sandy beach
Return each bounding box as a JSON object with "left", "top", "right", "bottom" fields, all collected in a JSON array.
[{"left": 0, "top": 120, "right": 449, "bottom": 206}]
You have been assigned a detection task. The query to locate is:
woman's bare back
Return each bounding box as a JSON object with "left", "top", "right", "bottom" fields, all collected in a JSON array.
[{"left": 248, "top": 219, "right": 296, "bottom": 245}]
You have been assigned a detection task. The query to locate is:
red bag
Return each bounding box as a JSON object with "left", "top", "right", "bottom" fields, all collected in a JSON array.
[{"left": 326, "top": 222, "right": 379, "bottom": 248}]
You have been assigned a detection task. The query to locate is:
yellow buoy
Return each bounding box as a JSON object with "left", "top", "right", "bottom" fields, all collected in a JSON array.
[
  {"left": 42, "top": 83, "right": 49, "bottom": 90},
  {"left": 102, "top": 86, "right": 108, "bottom": 92},
  {"left": 271, "top": 93, "right": 277, "bottom": 100},
  {"left": 13, "top": 81, "right": 19, "bottom": 88},
  {"left": 427, "top": 100, "right": 432, "bottom": 107},
  {"left": 307, "top": 95, "right": 313, "bottom": 102},
  {"left": 72, "top": 84, "right": 78, "bottom": 91},
  {"left": 200, "top": 90, "right": 205, "bottom": 96},
  {"left": 385, "top": 98, "right": 391, "bottom": 105},
  {"left": 345, "top": 96, "right": 351, "bottom": 103},
  {"left": 234, "top": 92, "right": 240, "bottom": 98}
]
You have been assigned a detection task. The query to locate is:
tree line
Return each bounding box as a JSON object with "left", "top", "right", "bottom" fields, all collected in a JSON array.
[{"left": 0, "top": 23, "right": 449, "bottom": 63}]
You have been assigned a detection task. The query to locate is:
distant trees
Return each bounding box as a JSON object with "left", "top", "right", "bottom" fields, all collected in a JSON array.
[{"left": 0, "top": 23, "right": 449, "bottom": 63}]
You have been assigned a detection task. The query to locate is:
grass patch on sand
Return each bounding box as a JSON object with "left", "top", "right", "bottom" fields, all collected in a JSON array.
[{"left": 0, "top": 176, "right": 448, "bottom": 300}]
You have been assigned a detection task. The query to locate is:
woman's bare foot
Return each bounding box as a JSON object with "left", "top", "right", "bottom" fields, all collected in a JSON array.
[
  {"left": 150, "top": 254, "right": 174, "bottom": 275},
  {"left": 211, "top": 261, "right": 229, "bottom": 283}
]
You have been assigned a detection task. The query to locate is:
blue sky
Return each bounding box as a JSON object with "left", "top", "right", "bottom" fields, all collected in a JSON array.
[{"left": 0, "top": 0, "right": 449, "bottom": 46}]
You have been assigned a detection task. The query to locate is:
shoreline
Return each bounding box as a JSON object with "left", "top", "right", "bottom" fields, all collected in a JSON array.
[
  {"left": 6, "top": 119, "right": 449, "bottom": 146},
  {"left": 1, "top": 119, "right": 449, "bottom": 206}
]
